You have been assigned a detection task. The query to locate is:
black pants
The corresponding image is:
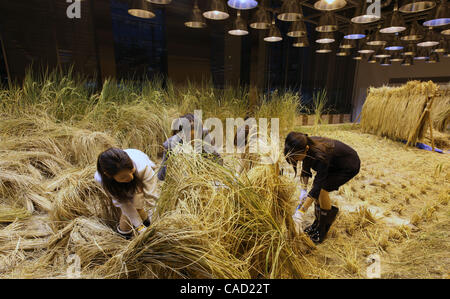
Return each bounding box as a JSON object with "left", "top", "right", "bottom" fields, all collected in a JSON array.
[{"left": 322, "top": 159, "right": 360, "bottom": 193}]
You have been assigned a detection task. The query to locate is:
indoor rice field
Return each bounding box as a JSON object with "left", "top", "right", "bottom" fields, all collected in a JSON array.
[
  {"left": 1, "top": 0, "right": 450, "bottom": 283},
  {"left": 0, "top": 73, "right": 448, "bottom": 279}
]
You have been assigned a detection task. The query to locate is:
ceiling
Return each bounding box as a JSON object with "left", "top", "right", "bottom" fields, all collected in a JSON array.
[{"left": 144, "top": 0, "right": 446, "bottom": 34}]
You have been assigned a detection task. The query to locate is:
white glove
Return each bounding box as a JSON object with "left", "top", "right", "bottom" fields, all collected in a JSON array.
[
  {"left": 296, "top": 189, "right": 308, "bottom": 211},
  {"left": 292, "top": 209, "right": 305, "bottom": 234},
  {"left": 300, "top": 189, "right": 308, "bottom": 201}
]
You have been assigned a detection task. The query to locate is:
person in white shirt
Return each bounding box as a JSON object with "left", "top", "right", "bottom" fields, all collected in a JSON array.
[{"left": 95, "top": 148, "right": 158, "bottom": 239}]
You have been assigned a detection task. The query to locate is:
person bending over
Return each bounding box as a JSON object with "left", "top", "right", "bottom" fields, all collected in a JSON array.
[
  {"left": 157, "top": 113, "right": 222, "bottom": 181},
  {"left": 95, "top": 148, "right": 158, "bottom": 239},
  {"left": 284, "top": 132, "right": 360, "bottom": 243}
]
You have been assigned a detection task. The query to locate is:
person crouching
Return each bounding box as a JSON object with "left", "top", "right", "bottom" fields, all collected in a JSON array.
[{"left": 95, "top": 148, "right": 158, "bottom": 239}]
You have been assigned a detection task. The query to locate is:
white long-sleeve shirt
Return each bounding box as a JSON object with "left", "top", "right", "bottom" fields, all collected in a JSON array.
[{"left": 94, "top": 149, "right": 158, "bottom": 228}]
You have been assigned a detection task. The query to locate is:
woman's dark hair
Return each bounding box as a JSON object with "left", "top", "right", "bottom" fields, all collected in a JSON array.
[
  {"left": 97, "top": 148, "right": 143, "bottom": 203},
  {"left": 172, "top": 113, "right": 195, "bottom": 136},
  {"left": 284, "top": 132, "right": 334, "bottom": 175}
]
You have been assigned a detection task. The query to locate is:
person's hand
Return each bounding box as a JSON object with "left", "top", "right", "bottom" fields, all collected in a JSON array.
[
  {"left": 292, "top": 210, "right": 305, "bottom": 234},
  {"left": 300, "top": 189, "right": 308, "bottom": 200}
]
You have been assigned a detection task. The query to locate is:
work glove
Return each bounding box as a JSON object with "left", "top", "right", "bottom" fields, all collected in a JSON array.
[
  {"left": 296, "top": 189, "right": 308, "bottom": 211},
  {"left": 292, "top": 209, "right": 305, "bottom": 234}
]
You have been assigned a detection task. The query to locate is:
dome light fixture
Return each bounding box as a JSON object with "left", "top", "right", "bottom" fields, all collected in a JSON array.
[
  {"left": 204, "top": 0, "right": 230, "bottom": 20},
  {"left": 374, "top": 48, "right": 391, "bottom": 58},
  {"left": 417, "top": 27, "right": 440, "bottom": 47},
  {"left": 340, "top": 38, "right": 355, "bottom": 48},
  {"left": 287, "top": 20, "right": 307, "bottom": 37},
  {"left": 351, "top": 0, "right": 381, "bottom": 24},
  {"left": 367, "top": 28, "right": 387, "bottom": 46},
  {"left": 316, "top": 43, "right": 332, "bottom": 53},
  {"left": 433, "top": 38, "right": 448, "bottom": 52},
  {"left": 264, "top": 18, "right": 283, "bottom": 42},
  {"left": 380, "top": 57, "right": 392, "bottom": 65},
  {"left": 314, "top": 0, "right": 347, "bottom": 11},
  {"left": 185, "top": 1, "right": 207, "bottom": 28},
  {"left": 423, "top": 0, "right": 450, "bottom": 27},
  {"left": 442, "top": 25, "right": 450, "bottom": 35},
  {"left": 401, "top": 56, "right": 414, "bottom": 66},
  {"left": 278, "top": 0, "right": 303, "bottom": 22},
  {"left": 380, "top": 3, "right": 407, "bottom": 34},
  {"left": 402, "top": 43, "right": 417, "bottom": 56},
  {"left": 128, "top": 0, "right": 155, "bottom": 19},
  {"left": 316, "top": 12, "right": 338, "bottom": 32},
  {"left": 293, "top": 36, "right": 310, "bottom": 47},
  {"left": 358, "top": 43, "right": 375, "bottom": 54},
  {"left": 344, "top": 23, "right": 366, "bottom": 39},
  {"left": 426, "top": 51, "right": 440, "bottom": 63},
  {"left": 148, "top": 0, "right": 172, "bottom": 4},
  {"left": 400, "top": 20, "right": 424, "bottom": 41},
  {"left": 399, "top": 0, "right": 436, "bottom": 13},
  {"left": 336, "top": 49, "right": 350, "bottom": 56},
  {"left": 414, "top": 46, "right": 430, "bottom": 59},
  {"left": 385, "top": 35, "right": 404, "bottom": 51},
  {"left": 250, "top": 6, "right": 271, "bottom": 29},
  {"left": 228, "top": 11, "right": 249, "bottom": 36},
  {"left": 390, "top": 51, "right": 404, "bottom": 61},
  {"left": 367, "top": 54, "right": 377, "bottom": 63},
  {"left": 316, "top": 32, "right": 335, "bottom": 43},
  {"left": 227, "top": 0, "right": 258, "bottom": 10}
]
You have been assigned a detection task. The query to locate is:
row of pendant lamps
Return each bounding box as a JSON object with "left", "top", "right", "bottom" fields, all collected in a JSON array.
[
  {"left": 311, "top": 32, "right": 449, "bottom": 68},
  {"left": 338, "top": 48, "right": 447, "bottom": 66},
  {"left": 128, "top": 0, "right": 449, "bottom": 44}
]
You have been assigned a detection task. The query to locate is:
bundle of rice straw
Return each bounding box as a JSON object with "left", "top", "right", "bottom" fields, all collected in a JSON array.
[
  {"left": 430, "top": 88, "right": 450, "bottom": 132},
  {"left": 0, "top": 206, "right": 31, "bottom": 223},
  {"left": 360, "top": 81, "right": 439, "bottom": 144},
  {"left": 47, "top": 165, "right": 120, "bottom": 228},
  {"left": 16, "top": 217, "right": 127, "bottom": 278}
]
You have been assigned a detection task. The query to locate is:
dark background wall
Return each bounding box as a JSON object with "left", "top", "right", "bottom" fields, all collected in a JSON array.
[{"left": 0, "top": 0, "right": 369, "bottom": 114}]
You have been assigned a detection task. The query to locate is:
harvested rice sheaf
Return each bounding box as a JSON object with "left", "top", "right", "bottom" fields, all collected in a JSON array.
[
  {"left": 153, "top": 148, "right": 314, "bottom": 278},
  {"left": 0, "top": 206, "right": 31, "bottom": 223}
]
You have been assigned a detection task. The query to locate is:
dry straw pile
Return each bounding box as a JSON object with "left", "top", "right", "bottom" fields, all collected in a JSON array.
[
  {"left": 430, "top": 87, "right": 450, "bottom": 132},
  {"left": 360, "top": 81, "right": 440, "bottom": 144},
  {"left": 0, "top": 70, "right": 307, "bottom": 278}
]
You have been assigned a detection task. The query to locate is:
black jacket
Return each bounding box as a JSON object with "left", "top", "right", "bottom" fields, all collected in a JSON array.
[{"left": 301, "top": 137, "right": 360, "bottom": 200}]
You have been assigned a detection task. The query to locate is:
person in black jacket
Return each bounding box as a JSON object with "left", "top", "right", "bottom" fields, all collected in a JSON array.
[{"left": 284, "top": 132, "right": 360, "bottom": 243}]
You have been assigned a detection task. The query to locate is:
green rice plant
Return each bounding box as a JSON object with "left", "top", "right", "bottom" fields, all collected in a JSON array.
[{"left": 312, "top": 89, "right": 329, "bottom": 135}]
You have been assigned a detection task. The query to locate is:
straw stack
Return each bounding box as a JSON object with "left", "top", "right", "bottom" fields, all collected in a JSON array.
[
  {"left": 430, "top": 88, "right": 450, "bottom": 132},
  {"left": 360, "top": 81, "right": 439, "bottom": 144}
]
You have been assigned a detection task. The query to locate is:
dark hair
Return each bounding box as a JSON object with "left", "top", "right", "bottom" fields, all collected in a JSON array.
[
  {"left": 284, "top": 132, "right": 334, "bottom": 175},
  {"left": 96, "top": 148, "right": 143, "bottom": 203},
  {"left": 172, "top": 113, "right": 195, "bottom": 136}
]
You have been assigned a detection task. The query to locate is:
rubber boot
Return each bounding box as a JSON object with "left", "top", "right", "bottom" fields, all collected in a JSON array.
[
  {"left": 310, "top": 206, "right": 339, "bottom": 244},
  {"left": 304, "top": 203, "right": 320, "bottom": 236},
  {"left": 325, "top": 206, "right": 339, "bottom": 233}
]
